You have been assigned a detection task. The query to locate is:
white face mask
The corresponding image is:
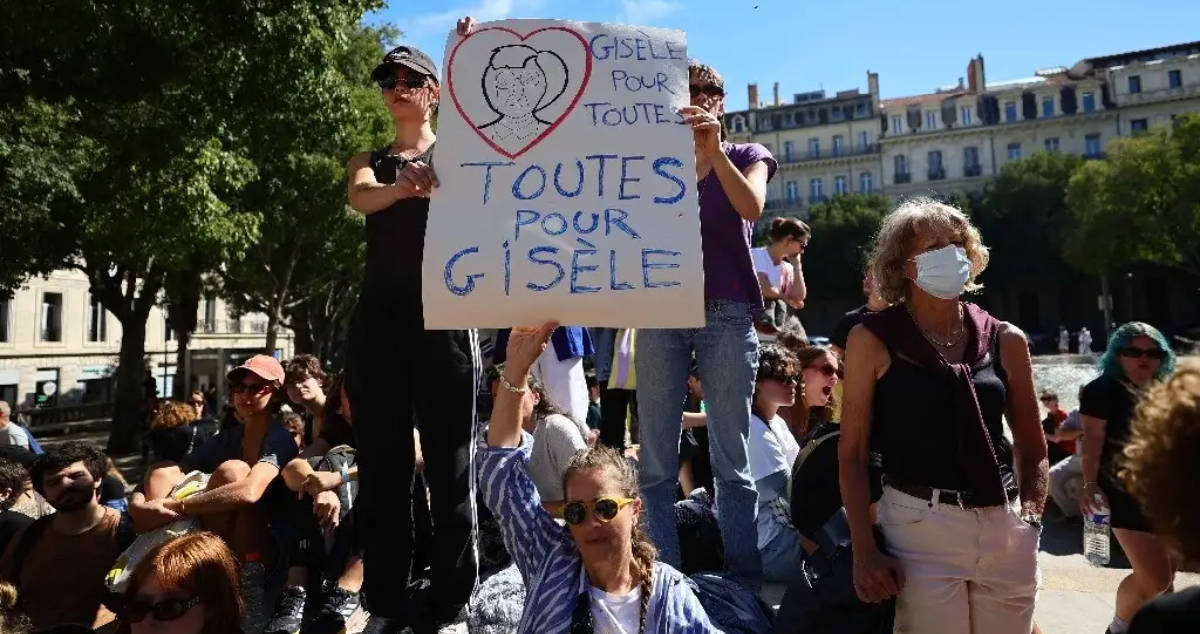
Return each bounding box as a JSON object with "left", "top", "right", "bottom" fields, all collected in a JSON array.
[{"left": 912, "top": 244, "right": 970, "bottom": 299}]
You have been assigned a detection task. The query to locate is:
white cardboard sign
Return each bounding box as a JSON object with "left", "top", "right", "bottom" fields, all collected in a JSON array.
[{"left": 421, "top": 19, "right": 703, "bottom": 328}]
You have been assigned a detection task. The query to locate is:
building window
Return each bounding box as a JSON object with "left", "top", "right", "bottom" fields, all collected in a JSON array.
[
  {"left": 961, "top": 105, "right": 972, "bottom": 125},
  {"left": 228, "top": 313, "right": 241, "bottom": 334},
  {"left": 1128, "top": 75, "right": 1141, "bottom": 94},
  {"left": 1044, "top": 137, "right": 1060, "bottom": 152},
  {"left": 860, "top": 171, "right": 872, "bottom": 193},
  {"left": 891, "top": 115, "right": 903, "bottom": 134},
  {"left": 1130, "top": 118, "right": 1149, "bottom": 135},
  {"left": 1004, "top": 101, "right": 1018, "bottom": 122},
  {"left": 203, "top": 296, "right": 217, "bottom": 333},
  {"left": 963, "top": 146, "right": 981, "bottom": 176},
  {"left": 1042, "top": 96, "right": 1054, "bottom": 117},
  {"left": 832, "top": 135, "right": 843, "bottom": 156},
  {"left": 785, "top": 181, "right": 799, "bottom": 203},
  {"left": 926, "top": 111, "right": 937, "bottom": 129},
  {"left": 1085, "top": 133, "right": 1102, "bottom": 157},
  {"left": 834, "top": 175, "right": 848, "bottom": 195},
  {"left": 732, "top": 117, "right": 745, "bottom": 133},
  {"left": 87, "top": 295, "right": 107, "bottom": 343},
  {"left": 1168, "top": 69, "right": 1182, "bottom": 89},
  {"left": 1007, "top": 143, "right": 1022, "bottom": 160},
  {"left": 928, "top": 150, "right": 944, "bottom": 180},
  {"left": 164, "top": 314, "right": 174, "bottom": 341},
  {"left": 1082, "top": 92, "right": 1096, "bottom": 113},
  {"left": 810, "top": 178, "right": 823, "bottom": 201},
  {"left": 808, "top": 138, "right": 820, "bottom": 158},
  {"left": 783, "top": 141, "right": 794, "bottom": 162},
  {"left": 831, "top": 108, "right": 844, "bottom": 122},
  {"left": 855, "top": 102, "right": 867, "bottom": 117},
  {"left": 0, "top": 299, "right": 8, "bottom": 343},
  {"left": 858, "top": 130, "right": 869, "bottom": 150},
  {"left": 40, "top": 292, "right": 63, "bottom": 342}
]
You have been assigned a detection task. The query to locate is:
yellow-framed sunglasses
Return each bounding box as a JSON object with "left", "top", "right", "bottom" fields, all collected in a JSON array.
[{"left": 561, "top": 496, "right": 637, "bottom": 525}]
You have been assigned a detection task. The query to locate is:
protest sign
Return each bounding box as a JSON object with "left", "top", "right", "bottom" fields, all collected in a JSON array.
[{"left": 421, "top": 19, "right": 703, "bottom": 328}]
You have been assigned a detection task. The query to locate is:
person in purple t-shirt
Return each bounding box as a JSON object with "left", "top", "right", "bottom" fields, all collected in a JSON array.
[{"left": 635, "top": 61, "right": 777, "bottom": 589}]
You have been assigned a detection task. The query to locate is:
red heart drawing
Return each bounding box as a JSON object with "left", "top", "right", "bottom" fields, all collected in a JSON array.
[{"left": 447, "top": 26, "right": 593, "bottom": 160}]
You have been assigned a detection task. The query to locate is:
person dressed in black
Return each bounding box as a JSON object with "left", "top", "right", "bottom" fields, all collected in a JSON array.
[
  {"left": 1079, "top": 322, "right": 1178, "bottom": 634},
  {"left": 828, "top": 269, "right": 888, "bottom": 360},
  {"left": 344, "top": 22, "right": 479, "bottom": 631},
  {"left": 0, "top": 458, "right": 32, "bottom": 557}
]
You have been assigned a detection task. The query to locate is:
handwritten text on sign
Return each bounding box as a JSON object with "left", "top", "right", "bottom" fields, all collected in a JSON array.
[{"left": 421, "top": 20, "right": 702, "bottom": 328}]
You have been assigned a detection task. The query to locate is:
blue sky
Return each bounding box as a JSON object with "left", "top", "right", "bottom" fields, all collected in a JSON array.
[{"left": 369, "top": 0, "right": 1200, "bottom": 112}]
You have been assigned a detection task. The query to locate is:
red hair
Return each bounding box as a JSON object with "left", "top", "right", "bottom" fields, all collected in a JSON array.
[{"left": 124, "top": 532, "right": 243, "bottom": 633}]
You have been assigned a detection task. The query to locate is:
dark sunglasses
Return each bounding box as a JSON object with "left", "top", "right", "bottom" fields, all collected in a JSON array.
[
  {"left": 689, "top": 84, "right": 724, "bottom": 98},
  {"left": 229, "top": 382, "right": 272, "bottom": 395},
  {"left": 562, "top": 496, "right": 636, "bottom": 525},
  {"left": 808, "top": 364, "right": 838, "bottom": 377},
  {"left": 1119, "top": 346, "right": 1166, "bottom": 360},
  {"left": 378, "top": 74, "right": 428, "bottom": 92},
  {"left": 122, "top": 596, "right": 200, "bottom": 623}
]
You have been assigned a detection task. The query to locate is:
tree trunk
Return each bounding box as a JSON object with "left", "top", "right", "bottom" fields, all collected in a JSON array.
[
  {"left": 172, "top": 328, "right": 192, "bottom": 399},
  {"left": 108, "top": 316, "right": 149, "bottom": 454},
  {"left": 264, "top": 310, "right": 279, "bottom": 354}
]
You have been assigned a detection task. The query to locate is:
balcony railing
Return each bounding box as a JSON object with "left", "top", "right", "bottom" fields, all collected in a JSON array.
[
  {"left": 1082, "top": 152, "right": 1106, "bottom": 161},
  {"left": 928, "top": 167, "right": 946, "bottom": 181},
  {"left": 780, "top": 143, "right": 878, "bottom": 164},
  {"left": 964, "top": 164, "right": 983, "bottom": 177},
  {"left": 808, "top": 195, "right": 827, "bottom": 205},
  {"left": 894, "top": 172, "right": 912, "bottom": 184}
]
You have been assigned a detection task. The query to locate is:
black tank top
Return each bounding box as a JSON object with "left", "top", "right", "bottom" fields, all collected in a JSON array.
[
  {"left": 871, "top": 335, "right": 1015, "bottom": 492},
  {"left": 361, "top": 145, "right": 435, "bottom": 306}
]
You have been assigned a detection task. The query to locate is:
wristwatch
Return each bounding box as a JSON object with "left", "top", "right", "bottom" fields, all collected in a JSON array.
[{"left": 1020, "top": 513, "right": 1042, "bottom": 529}]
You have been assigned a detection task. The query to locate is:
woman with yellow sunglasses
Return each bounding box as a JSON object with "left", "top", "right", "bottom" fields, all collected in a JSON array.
[{"left": 481, "top": 323, "right": 720, "bottom": 633}]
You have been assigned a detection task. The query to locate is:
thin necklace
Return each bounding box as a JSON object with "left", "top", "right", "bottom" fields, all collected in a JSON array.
[{"left": 907, "top": 301, "right": 965, "bottom": 348}]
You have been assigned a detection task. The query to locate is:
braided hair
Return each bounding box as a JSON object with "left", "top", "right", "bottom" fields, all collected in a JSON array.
[{"left": 563, "top": 445, "right": 657, "bottom": 632}]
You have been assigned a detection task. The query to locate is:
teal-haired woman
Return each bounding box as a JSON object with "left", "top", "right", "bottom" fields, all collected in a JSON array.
[{"left": 1079, "top": 322, "right": 1177, "bottom": 634}]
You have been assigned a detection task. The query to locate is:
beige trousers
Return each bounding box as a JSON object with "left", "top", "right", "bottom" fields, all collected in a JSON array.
[{"left": 879, "top": 486, "right": 1041, "bottom": 634}]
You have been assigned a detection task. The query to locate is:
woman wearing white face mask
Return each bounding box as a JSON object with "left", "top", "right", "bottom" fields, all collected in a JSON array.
[{"left": 838, "top": 198, "right": 1048, "bottom": 634}]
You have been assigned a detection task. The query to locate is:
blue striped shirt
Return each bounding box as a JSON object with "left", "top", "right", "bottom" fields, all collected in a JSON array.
[{"left": 478, "top": 440, "right": 723, "bottom": 633}]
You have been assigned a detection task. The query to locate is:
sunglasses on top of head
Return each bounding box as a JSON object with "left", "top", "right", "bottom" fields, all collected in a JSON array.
[
  {"left": 121, "top": 596, "right": 201, "bottom": 623},
  {"left": 378, "top": 74, "right": 429, "bottom": 92},
  {"left": 562, "top": 496, "right": 636, "bottom": 526},
  {"left": 1118, "top": 346, "right": 1166, "bottom": 360},
  {"left": 689, "top": 84, "right": 724, "bottom": 98}
]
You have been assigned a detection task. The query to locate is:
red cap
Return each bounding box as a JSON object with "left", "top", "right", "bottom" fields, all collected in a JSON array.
[{"left": 227, "top": 355, "right": 285, "bottom": 387}]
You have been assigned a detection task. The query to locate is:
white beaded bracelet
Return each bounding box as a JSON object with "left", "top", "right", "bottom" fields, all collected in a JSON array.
[{"left": 499, "top": 373, "right": 530, "bottom": 394}]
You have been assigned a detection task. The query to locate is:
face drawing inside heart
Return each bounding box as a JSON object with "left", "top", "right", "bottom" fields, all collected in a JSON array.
[{"left": 448, "top": 27, "right": 591, "bottom": 159}]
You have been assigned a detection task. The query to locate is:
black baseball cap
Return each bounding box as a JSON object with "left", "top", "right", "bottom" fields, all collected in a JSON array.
[{"left": 371, "top": 45, "right": 439, "bottom": 84}]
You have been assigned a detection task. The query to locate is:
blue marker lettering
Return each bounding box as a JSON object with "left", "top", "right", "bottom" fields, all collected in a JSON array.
[
  {"left": 526, "top": 246, "right": 564, "bottom": 291},
  {"left": 515, "top": 210, "right": 540, "bottom": 240},
  {"left": 570, "top": 248, "right": 601, "bottom": 294},
  {"left": 461, "top": 161, "right": 514, "bottom": 204},
  {"left": 573, "top": 211, "right": 600, "bottom": 234},
  {"left": 610, "top": 250, "right": 635, "bottom": 290},
  {"left": 642, "top": 249, "right": 682, "bottom": 288},
  {"left": 604, "top": 208, "right": 642, "bottom": 239},
  {"left": 541, "top": 212, "right": 568, "bottom": 236},
  {"left": 553, "top": 160, "right": 585, "bottom": 197},
  {"left": 652, "top": 157, "right": 686, "bottom": 204},
  {"left": 503, "top": 240, "right": 512, "bottom": 296},
  {"left": 512, "top": 164, "right": 547, "bottom": 200},
  {"left": 444, "top": 247, "right": 484, "bottom": 295},
  {"left": 585, "top": 154, "right": 618, "bottom": 197},
  {"left": 619, "top": 155, "right": 645, "bottom": 200}
]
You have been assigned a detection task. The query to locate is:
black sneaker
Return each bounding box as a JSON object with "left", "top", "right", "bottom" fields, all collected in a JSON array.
[
  {"left": 307, "top": 585, "right": 363, "bottom": 634},
  {"left": 264, "top": 586, "right": 307, "bottom": 634},
  {"left": 362, "top": 614, "right": 414, "bottom": 634}
]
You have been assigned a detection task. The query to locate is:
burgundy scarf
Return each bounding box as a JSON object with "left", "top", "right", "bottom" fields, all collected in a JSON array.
[{"left": 862, "top": 302, "right": 1008, "bottom": 506}]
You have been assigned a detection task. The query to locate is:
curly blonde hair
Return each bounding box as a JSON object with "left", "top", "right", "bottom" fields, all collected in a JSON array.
[
  {"left": 868, "top": 197, "right": 989, "bottom": 304},
  {"left": 150, "top": 400, "right": 199, "bottom": 431},
  {"left": 1120, "top": 361, "right": 1200, "bottom": 563}
]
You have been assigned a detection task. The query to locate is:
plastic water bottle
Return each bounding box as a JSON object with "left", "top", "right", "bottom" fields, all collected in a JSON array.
[{"left": 1083, "top": 494, "right": 1111, "bottom": 566}]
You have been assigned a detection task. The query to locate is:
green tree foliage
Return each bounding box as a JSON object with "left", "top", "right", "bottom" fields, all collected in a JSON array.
[
  {"left": 791, "top": 194, "right": 892, "bottom": 298},
  {"left": 971, "top": 151, "right": 1082, "bottom": 280},
  {"left": 1066, "top": 114, "right": 1200, "bottom": 278},
  {"left": 0, "top": 1, "right": 381, "bottom": 450}
]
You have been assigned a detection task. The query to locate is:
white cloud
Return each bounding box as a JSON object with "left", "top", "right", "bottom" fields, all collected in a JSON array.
[{"left": 618, "top": 0, "right": 680, "bottom": 25}]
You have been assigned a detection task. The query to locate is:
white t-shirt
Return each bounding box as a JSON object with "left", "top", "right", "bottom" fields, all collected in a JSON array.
[
  {"left": 747, "top": 413, "right": 800, "bottom": 485},
  {"left": 588, "top": 584, "right": 641, "bottom": 634},
  {"left": 0, "top": 423, "right": 30, "bottom": 450}
]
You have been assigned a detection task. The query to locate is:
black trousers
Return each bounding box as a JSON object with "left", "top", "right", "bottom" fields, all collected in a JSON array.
[
  {"left": 598, "top": 386, "right": 637, "bottom": 449},
  {"left": 346, "top": 299, "right": 477, "bottom": 621}
]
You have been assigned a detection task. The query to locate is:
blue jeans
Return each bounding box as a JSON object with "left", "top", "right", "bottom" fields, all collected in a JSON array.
[{"left": 636, "top": 300, "right": 761, "bottom": 587}]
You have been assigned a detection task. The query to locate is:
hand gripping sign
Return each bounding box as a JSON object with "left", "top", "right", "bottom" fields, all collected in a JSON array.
[{"left": 422, "top": 20, "right": 703, "bottom": 328}]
